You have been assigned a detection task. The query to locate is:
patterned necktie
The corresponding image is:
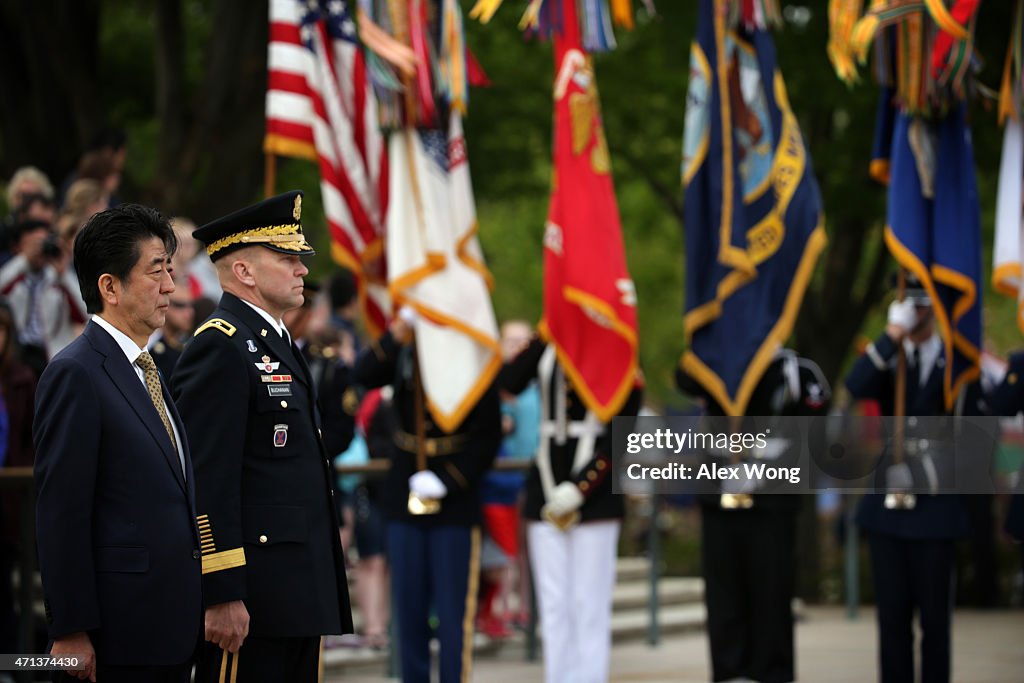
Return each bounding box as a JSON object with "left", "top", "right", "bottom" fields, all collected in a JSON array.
[{"left": 136, "top": 351, "right": 178, "bottom": 451}]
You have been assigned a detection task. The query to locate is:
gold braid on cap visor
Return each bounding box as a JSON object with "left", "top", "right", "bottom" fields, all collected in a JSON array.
[{"left": 206, "top": 223, "right": 311, "bottom": 257}]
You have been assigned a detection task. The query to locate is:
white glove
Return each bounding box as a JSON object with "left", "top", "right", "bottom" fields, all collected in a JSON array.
[
  {"left": 399, "top": 305, "right": 419, "bottom": 326},
  {"left": 409, "top": 470, "right": 447, "bottom": 499},
  {"left": 887, "top": 299, "right": 917, "bottom": 332},
  {"left": 885, "top": 462, "right": 913, "bottom": 490},
  {"left": 544, "top": 482, "right": 584, "bottom": 517}
]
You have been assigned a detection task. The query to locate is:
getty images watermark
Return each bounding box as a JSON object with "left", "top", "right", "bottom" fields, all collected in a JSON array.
[
  {"left": 610, "top": 415, "right": 1010, "bottom": 496},
  {"left": 624, "top": 427, "right": 801, "bottom": 485}
]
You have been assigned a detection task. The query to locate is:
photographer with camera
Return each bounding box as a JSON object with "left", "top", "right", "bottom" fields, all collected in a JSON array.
[{"left": 0, "top": 218, "right": 86, "bottom": 378}]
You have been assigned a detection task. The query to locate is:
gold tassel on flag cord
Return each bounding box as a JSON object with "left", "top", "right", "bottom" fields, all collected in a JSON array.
[
  {"left": 473, "top": 0, "right": 640, "bottom": 33},
  {"left": 469, "top": 0, "right": 505, "bottom": 24},
  {"left": 519, "top": 0, "right": 546, "bottom": 30},
  {"left": 611, "top": 0, "right": 634, "bottom": 30},
  {"left": 440, "top": 0, "right": 468, "bottom": 113},
  {"left": 828, "top": 0, "right": 865, "bottom": 85},
  {"left": 922, "top": 0, "right": 969, "bottom": 41}
]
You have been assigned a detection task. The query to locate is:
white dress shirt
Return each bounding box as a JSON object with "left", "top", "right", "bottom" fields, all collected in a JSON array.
[
  {"left": 241, "top": 299, "right": 289, "bottom": 341},
  {"left": 904, "top": 333, "right": 942, "bottom": 387},
  {"left": 92, "top": 315, "right": 187, "bottom": 479}
]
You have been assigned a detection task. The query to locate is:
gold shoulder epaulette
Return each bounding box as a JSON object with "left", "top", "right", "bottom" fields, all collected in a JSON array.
[{"left": 194, "top": 318, "right": 236, "bottom": 337}]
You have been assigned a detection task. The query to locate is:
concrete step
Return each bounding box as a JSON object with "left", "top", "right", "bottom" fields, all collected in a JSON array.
[
  {"left": 325, "top": 557, "right": 702, "bottom": 673},
  {"left": 324, "top": 596, "right": 809, "bottom": 674},
  {"left": 611, "top": 602, "right": 707, "bottom": 642},
  {"left": 324, "top": 602, "right": 707, "bottom": 673},
  {"left": 615, "top": 556, "right": 653, "bottom": 583},
  {"left": 613, "top": 576, "right": 703, "bottom": 611}
]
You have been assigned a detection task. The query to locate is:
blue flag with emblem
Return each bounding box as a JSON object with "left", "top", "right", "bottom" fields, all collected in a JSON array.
[
  {"left": 883, "top": 104, "right": 982, "bottom": 410},
  {"left": 680, "top": 0, "right": 826, "bottom": 416}
]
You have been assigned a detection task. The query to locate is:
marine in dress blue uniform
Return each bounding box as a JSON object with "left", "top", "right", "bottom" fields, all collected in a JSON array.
[{"left": 172, "top": 191, "right": 352, "bottom": 683}]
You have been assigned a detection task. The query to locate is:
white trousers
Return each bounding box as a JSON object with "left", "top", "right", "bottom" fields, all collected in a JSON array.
[{"left": 528, "top": 519, "right": 621, "bottom": 683}]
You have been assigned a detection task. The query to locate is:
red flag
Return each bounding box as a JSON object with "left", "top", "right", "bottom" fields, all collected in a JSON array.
[{"left": 539, "top": 0, "right": 638, "bottom": 422}]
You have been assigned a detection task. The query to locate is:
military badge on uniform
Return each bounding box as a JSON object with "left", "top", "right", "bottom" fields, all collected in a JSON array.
[
  {"left": 268, "top": 385, "right": 292, "bottom": 397},
  {"left": 293, "top": 194, "right": 302, "bottom": 220},
  {"left": 273, "top": 424, "right": 288, "bottom": 447},
  {"left": 247, "top": 340, "right": 258, "bottom": 353},
  {"left": 255, "top": 355, "right": 281, "bottom": 372}
]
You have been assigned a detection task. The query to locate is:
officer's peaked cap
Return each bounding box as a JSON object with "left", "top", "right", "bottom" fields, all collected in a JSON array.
[
  {"left": 890, "top": 270, "right": 930, "bottom": 305},
  {"left": 193, "top": 190, "right": 315, "bottom": 262}
]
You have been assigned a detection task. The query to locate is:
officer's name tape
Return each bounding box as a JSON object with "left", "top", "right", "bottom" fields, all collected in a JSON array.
[{"left": 610, "top": 416, "right": 1014, "bottom": 495}]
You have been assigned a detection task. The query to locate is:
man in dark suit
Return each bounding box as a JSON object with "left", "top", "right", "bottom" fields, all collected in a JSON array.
[
  {"left": 33, "top": 204, "right": 201, "bottom": 682},
  {"left": 172, "top": 191, "right": 352, "bottom": 683}
]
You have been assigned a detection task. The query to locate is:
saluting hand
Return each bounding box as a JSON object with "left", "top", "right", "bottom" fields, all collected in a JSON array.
[
  {"left": 390, "top": 306, "right": 418, "bottom": 345},
  {"left": 205, "top": 600, "right": 250, "bottom": 653},
  {"left": 885, "top": 299, "right": 917, "bottom": 340}
]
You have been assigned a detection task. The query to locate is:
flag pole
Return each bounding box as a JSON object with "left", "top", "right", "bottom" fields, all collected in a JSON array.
[
  {"left": 264, "top": 152, "right": 277, "bottom": 198},
  {"left": 886, "top": 268, "right": 915, "bottom": 509},
  {"left": 894, "top": 268, "right": 906, "bottom": 457}
]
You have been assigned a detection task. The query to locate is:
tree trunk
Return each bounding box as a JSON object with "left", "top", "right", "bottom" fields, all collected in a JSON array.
[
  {"left": 154, "top": 0, "right": 268, "bottom": 220},
  {"left": 0, "top": 0, "right": 101, "bottom": 183},
  {"left": 154, "top": 0, "right": 187, "bottom": 210}
]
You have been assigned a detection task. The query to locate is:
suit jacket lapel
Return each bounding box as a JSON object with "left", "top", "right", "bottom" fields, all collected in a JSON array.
[
  {"left": 86, "top": 324, "right": 188, "bottom": 495},
  {"left": 163, "top": 386, "right": 199, "bottom": 542}
]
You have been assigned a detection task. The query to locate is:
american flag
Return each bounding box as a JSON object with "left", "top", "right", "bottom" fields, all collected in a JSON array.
[{"left": 265, "top": 0, "right": 390, "bottom": 335}]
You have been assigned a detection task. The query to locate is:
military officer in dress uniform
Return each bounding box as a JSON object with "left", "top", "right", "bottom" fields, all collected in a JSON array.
[
  {"left": 499, "top": 336, "right": 643, "bottom": 683},
  {"left": 845, "top": 276, "right": 975, "bottom": 683},
  {"left": 354, "top": 309, "right": 501, "bottom": 683},
  {"left": 677, "top": 349, "right": 830, "bottom": 683},
  {"left": 172, "top": 190, "right": 353, "bottom": 683}
]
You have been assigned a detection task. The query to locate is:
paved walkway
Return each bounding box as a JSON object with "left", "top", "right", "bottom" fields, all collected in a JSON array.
[{"left": 327, "top": 606, "right": 1024, "bottom": 682}]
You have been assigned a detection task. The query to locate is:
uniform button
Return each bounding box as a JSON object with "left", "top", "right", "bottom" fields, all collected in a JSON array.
[
  {"left": 192, "top": 549, "right": 201, "bottom": 560},
  {"left": 280, "top": 400, "right": 288, "bottom": 408},
  {"left": 259, "top": 535, "right": 268, "bottom": 544}
]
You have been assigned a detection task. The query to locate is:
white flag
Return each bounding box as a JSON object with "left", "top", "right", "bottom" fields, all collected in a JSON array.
[
  {"left": 994, "top": 119, "right": 1024, "bottom": 335},
  {"left": 387, "top": 113, "right": 500, "bottom": 432}
]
